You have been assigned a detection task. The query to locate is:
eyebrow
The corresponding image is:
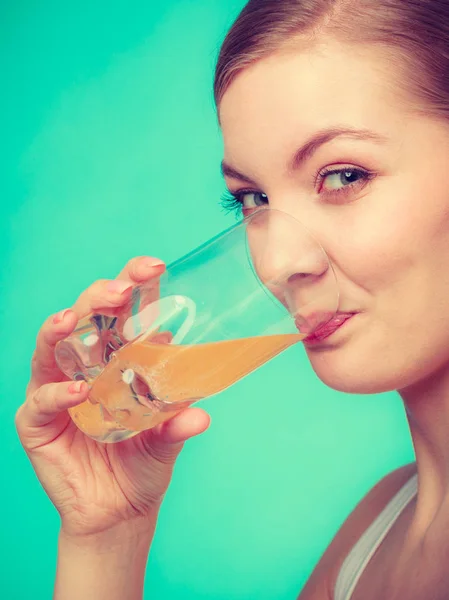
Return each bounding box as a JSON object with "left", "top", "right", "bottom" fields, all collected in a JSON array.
[
  {"left": 221, "top": 126, "right": 389, "bottom": 184},
  {"left": 220, "top": 162, "right": 258, "bottom": 185}
]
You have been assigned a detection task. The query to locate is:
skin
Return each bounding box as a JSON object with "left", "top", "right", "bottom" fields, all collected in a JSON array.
[
  {"left": 219, "top": 39, "right": 449, "bottom": 594},
  {"left": 16, "top": 257, "right": 210, "bottom": 600},
  {"left": 17, "top": 36, "right": 449, "bottom": 600}
]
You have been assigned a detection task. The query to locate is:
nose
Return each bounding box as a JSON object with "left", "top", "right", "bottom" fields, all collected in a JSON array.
[
  {"left": 245, "top": 209, "right": 337, "bottom": 322},
  {"left": 247, "top": 209, "right": 329, "bottom": 283}
]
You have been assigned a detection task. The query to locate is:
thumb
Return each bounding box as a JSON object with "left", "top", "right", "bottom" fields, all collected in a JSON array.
[{"left": 138, "top": 406, "right": 211, "bottom": 464}]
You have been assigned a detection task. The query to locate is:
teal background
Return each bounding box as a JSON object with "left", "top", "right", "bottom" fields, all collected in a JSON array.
[{"left": 1, "top": 2, "right": 414, "bottom": 599}]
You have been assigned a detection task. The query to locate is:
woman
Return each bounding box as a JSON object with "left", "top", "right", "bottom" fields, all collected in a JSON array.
[{"left": 16, "top": 1, "right": 449, "bottom": 598}]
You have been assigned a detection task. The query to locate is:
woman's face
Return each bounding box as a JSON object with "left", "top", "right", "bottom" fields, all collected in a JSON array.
[{"left": 219, "top": 40, "right": 449, "bottom": 394}]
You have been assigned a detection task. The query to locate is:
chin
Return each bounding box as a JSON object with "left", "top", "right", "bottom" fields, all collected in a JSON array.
[{"left": 304, "top": 346, "right": 414, "bottom": 395}]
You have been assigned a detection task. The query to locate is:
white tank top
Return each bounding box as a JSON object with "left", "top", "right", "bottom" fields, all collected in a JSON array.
[{"left": 333, "top": 473, "right": 418, "bottom": 600}]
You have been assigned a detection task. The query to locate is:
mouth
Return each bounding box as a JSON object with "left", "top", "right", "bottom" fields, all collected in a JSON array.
[{"left": 299, "top": 313, "right": 356, "bottom": 345}]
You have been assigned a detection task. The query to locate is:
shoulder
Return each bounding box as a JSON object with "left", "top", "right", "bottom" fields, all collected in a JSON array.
[{"left": 298, "top": 461, "right": 417, "bottom": 600}]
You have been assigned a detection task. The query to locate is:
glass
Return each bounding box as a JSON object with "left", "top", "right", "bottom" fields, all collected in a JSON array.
[{"left": 55, "top": 208, "right": 339, "bottom": 442}]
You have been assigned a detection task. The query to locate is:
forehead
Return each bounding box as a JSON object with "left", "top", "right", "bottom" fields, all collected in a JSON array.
[{"left": 219, "top": 41, "right": 408, "bottom": 159}]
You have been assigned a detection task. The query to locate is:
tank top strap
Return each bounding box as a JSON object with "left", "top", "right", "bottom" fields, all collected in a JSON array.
[{"left": 333, "top": 473, "right": 418, "bottom": 600}]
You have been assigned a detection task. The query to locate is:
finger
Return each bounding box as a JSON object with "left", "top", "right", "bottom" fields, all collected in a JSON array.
[
  {"left": 70, "top": 278, "right": 136, "bottom": 317},
  {"left": 70, "top": 263, "right": 164, "bottom": 320},
  {"left": 70, "top": 256, "right": 165, "bottom": 318},
  {"left": 114, "top": 256, "right": 165, "bottom": 325},
  {"left": 152, "top": 407, "right": 211, "bottom": 444},
  {"left": 115, "top": 256, "right": 166, "bottom": 283},
  {"left": 29, "top": 309, "right": 79, "bottom": 394},
  {"left": 22, "top": 380, "right": 89, "bottom": 428},
  {"left": 150, "top": 331, "right": 173, "bottom": 344},
  {"left": 69, "top": 259, "right": 165, "bottom": 342},
  {"left": 16, "top": 380, "right": 89, "bottom": 450},
  {"left": 28, "top": 258, "right": 166, "bottom": 400},
  {"left": 29, "top": 278, "right": 135, "bottom": 392},
  {"left": 138, "top": 407, "right": 211, "bottom": 463},
  {"left": 29, "top": 280, "right": 130, "bottom": 393},
  {"left": 30, "top": 260, "right": 166, "bottom": 393}
]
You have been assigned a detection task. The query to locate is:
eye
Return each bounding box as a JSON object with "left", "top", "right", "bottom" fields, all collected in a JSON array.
[
  {"left": 220, "top": 189, "right": 269, "bottom": 217},
  {"left": 239, "top": 191, "right": 268, "bottom": 208},
  {"left": 317, "top": 167, "right": 373, "bottom": 200}
]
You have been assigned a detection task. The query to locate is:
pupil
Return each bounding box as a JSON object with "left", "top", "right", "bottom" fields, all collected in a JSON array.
[{"left": 343, "top": 171, "right": 357, "bottom": 183}]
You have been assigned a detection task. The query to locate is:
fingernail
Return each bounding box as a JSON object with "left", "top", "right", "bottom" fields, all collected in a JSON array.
[
  {"left": 69, "top": 381, "right": 86, "bottom": 394},
  {"left": 107, "top": 280, "right": 133, "bottom": 295},
  {"left": 141, "top": 257, "right": 165, "bottom": 270},
  {"left": 53, "top": 309, "right": 71, "bottom": 325}
]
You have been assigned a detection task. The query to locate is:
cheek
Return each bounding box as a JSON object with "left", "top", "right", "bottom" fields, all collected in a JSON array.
[
  {"left": 327, "top": 180, "right": 449, "bottom": 301},
  {"left": 330, "top": 213, "right": 416, "bottom": 298},
  {"left": 309, "top": 188, "right": 449, "bottom": 393}
]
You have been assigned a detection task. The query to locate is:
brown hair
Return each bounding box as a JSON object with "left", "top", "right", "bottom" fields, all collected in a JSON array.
[{"left": 214, "top": 0, "right": 449, "bottom": 119}]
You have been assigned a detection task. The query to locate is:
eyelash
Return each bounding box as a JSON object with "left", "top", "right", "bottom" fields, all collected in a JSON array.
[{"left": 220, "top": 166, "right": 375, "bottom": 216}]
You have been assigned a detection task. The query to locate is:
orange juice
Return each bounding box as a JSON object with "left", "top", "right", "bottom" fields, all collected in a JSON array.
[{"left": 69, "top": 333, "right": 304, "bottom": 442}]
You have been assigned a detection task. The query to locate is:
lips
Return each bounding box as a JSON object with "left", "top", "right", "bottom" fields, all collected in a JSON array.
[{"left": 298, "top": 313, "right": 356, "bottom": 343}]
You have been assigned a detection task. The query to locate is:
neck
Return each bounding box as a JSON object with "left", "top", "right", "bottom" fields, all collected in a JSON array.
[{"left": 399, "top": 365, "right": 449, "bottom": 548}]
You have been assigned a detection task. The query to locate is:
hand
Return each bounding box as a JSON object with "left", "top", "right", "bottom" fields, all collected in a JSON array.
[{"left": 15, "top": 256, "right": 211, "bottom": 541}]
